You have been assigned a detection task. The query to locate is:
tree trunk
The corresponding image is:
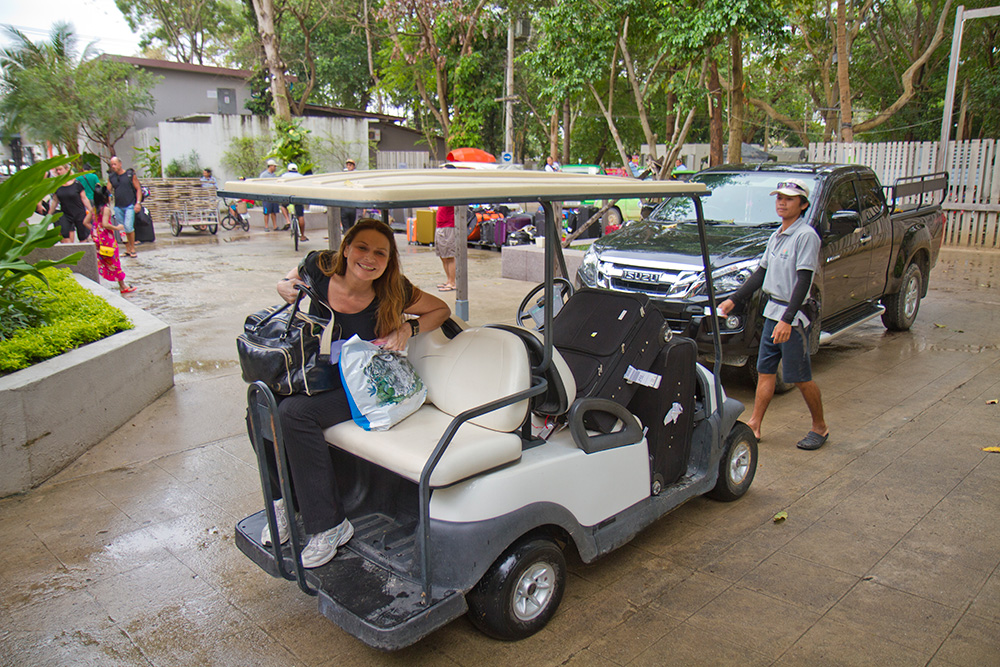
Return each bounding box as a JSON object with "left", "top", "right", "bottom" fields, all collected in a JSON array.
[
  {"left": 708, "top": 59, "right": 724, "bottom": 166},
  {"left": 836, "top": 0, "right": 853, "bottom": 142},
  {"left": 727, "top": 28, "right": 743, "bottom": 164},
  {"left": 549, "top": 109, "right": 559, "bottom": 163},
  {"left": 250, "top": 0, "right": 292, "bottom": 121},
  {"left": 562, "top": 99, "right": 571, "bottom": 165}
]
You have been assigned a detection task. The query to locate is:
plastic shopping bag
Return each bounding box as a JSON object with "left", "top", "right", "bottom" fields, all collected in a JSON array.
[{"left": 338, "top": 335, "right": 426, "bottom": 431}]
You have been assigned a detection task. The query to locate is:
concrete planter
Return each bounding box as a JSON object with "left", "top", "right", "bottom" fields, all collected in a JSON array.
[
  {"left": 0, "top": 275, "right": 174, "bottom": 497},
  {"left": 500, "top": 243, "right": 586, "bottom": 283}
]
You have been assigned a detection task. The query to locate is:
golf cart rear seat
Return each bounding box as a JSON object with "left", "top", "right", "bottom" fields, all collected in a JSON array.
[{"left": 323, "top": 326, "right": 532, "bottom": 487}]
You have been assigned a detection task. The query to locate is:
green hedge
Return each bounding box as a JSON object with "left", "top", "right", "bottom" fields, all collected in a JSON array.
[{"left": 0, "top": 269, "right": 133, "bottom": 375}]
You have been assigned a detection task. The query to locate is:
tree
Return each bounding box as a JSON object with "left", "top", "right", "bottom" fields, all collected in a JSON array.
[
  {"left": 78, "top": 60, "right": 157, "bottom": 158},
  {"left": 250, "top": 0, "right": 292, "bottom": 119},
  {"left": 115, "top": 0, "right": 244, "bottom": 65}
]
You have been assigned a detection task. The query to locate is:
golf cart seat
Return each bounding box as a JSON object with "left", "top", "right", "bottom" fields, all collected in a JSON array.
[
  {"left": 487, "top": 324, "right": 577, "bottom": 416},
  {"left": 323, "top": 326, "right": 532, "bottom": 487}
]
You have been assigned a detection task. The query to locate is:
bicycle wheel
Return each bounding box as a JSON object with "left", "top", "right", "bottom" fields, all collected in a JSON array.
[
  {"left": 220, "top": 213, "right": 237, "bottom": 230},
  {"left": 292, "top": 219, "right": 299, "bottom": 251},
  {"left": 239, "top": 214, "right": 250, "bottom": 232}
]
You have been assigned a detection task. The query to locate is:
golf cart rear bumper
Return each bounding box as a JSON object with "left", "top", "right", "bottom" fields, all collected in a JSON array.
[{"left": 235, "top": 510, "right": 467, "bottom": 651}]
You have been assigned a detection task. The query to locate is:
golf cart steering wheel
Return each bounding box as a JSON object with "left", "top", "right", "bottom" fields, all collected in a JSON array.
[{"left": 517, "top": 278, "right": 574, "bottom": 331}]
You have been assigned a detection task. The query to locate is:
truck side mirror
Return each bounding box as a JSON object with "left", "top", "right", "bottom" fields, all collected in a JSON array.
[{"left": 828, "top": 210, "right": 861, "bottom": 235}]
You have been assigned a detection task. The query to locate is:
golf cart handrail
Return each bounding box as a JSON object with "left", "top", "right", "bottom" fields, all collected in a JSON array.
[{"left": 220, "top": 170, "right": 722, "bottom": 600}]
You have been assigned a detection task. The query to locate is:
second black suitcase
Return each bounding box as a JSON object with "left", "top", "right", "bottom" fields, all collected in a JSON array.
[{"left": 553, "top": 288, "right": 665, "bottom": 433}]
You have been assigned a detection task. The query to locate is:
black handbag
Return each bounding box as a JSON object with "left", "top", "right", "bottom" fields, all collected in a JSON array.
[{"left": 236, "top": 283, "right": 342, "bottom": 396}]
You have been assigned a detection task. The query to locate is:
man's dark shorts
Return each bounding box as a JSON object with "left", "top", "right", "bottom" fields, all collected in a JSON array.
[
  {"left": 757, "top": 318, "right": 812, "bottom": 382},
  {"left": 262, "top": 201, "right": 280, "bottom": 215}
]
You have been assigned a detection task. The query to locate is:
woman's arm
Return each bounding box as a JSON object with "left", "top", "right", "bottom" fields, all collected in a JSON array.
[
  {"left": 80, "top": 191, "right": 94, "bottom": 229},
  {"left": 375, "top": 288, "right": 451, "bottom": 352},
  {"left": 277, "top": 266, "right": 305, "bottom": 304}
]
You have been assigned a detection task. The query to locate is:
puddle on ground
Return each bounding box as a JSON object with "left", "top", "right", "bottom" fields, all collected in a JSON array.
[{"left": 173, "top": 359, "right": 240, "bottom": 375}]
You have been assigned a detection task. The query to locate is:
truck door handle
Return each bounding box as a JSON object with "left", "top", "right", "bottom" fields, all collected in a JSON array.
[{"left": 859, "top": 234, "right": 871, "bottom": 244}]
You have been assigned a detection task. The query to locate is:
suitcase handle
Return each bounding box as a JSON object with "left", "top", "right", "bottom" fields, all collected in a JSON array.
[{"left": 568, "top": 398, "right": 643, "bottom": 454}]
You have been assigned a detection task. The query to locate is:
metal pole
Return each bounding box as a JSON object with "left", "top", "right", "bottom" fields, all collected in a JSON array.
[
  {"left": 327, "top": 206, "right": 343, "bottom": 251},
  {"left": 455, "top": 205, "right": 469, "bottom": 322},
  {"left": 505, "top": 18, "right": 515, "bottom": 155},
  {"left": 937, "top": 5, "right": 965, "bottom": 174}
]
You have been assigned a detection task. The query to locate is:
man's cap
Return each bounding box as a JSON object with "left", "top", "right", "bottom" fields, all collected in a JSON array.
[
  {"left": 266, "top": 159, "right": 278, "bottom": 166},
  {"left": 287, "top": 163, "right": 298, "bottom": 172},
  {"left": 345, "top": 158, "right": 355, "bottom": 165},
  {"left": 770, "top": 178, "right": 810, "bottom": 200}
]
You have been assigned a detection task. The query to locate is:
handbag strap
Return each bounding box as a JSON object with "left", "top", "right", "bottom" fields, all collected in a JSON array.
[{"left": 291, "top": 283, "right": 339, "bottom": 358}]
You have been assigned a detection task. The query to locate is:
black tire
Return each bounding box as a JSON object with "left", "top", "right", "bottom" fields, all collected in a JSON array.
[
  {"left": 881, "top": 262, "right": 922, "bottom": 331},
  {"left": 208, "top": 224, "right": 218, "bottom": 235},
  {"left": 220, "top": 213, "right": 237, "bottom": 231},
  {"left": 240, "top": 216, "right": 250, "bottom": 232},
  {"left": 604, "top": 206, "right": 623, "bottom": 228},
  {"left": 708, "top": 422, "right": 758, "bottom": 502},
  {"left": 170, "top": 213, "right": 182, "bottom": 237},
  {"left": 292, "top": 222, "right": 299, "bottom": 251},
  {"left": 746, "top": 357, "right": 794, "bottom": 394},
  {"left": 466, "top": 538, "right": 566, "bottom": 641}
]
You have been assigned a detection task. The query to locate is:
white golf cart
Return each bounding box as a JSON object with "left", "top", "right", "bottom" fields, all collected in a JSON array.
[{"left": 219, "top": 170, "right": 756, "bottom": 651}]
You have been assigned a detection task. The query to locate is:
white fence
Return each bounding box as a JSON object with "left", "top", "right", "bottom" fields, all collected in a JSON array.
[
  {"left": 810, "top": 140, "right": 1000, "bottom": 249},
  {"left": 376, "top": 150, "right": 432, "bottom": 170}
]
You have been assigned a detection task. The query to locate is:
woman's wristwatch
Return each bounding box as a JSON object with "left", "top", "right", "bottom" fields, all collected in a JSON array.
[{"left": 408, "top": 319, "right": 420, "bottom": 336}]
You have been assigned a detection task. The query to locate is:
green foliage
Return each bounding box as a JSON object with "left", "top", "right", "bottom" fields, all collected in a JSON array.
[
  {"left": 269, "top": 118, "right": 314, "bottom": 173},
  {"left": 77, "top": 59, "right": 158, "bottom": 156},
  {"left": 0, "top": 267, "right": 132, "bottom": 374},
  {"left": 0, "top": 155, "right": 84, "bottom": 318},
  {"left": 134, "top": 137, "right": 163, "bottom": 178},
  {"left": 115, "top": 0, "right": 244, "bottom": 65},
  {"left": 222, "top": 135, "right": 272, "bottom": 179},
  {"left": 165, "top": 150, "right": 202, "bottom": 177}
]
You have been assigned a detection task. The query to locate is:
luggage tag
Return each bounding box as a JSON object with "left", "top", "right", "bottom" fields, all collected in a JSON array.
[{"left": 624, "top": 365, "right": 662, "bottom": 389}]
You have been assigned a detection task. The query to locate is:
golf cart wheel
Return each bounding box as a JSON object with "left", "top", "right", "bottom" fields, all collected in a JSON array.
[
  {"left": 170, "top": 213, "right": 182, "bottom": 236},
  {"left": 708, "top": 422, "right": 758, "bottom": 502},
  {"left": 466, "top": 537, "right": 566, "bottom": 641}
]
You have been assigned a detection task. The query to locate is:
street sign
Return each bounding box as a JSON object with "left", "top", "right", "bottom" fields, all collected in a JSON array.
[{"left": 501, "top": 151, "right": 513, "bottom": 163}]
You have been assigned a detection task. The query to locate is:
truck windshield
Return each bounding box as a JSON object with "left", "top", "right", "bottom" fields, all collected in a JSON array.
[{"left": 650, "top": 173, "right": 819, "bottom": 226}]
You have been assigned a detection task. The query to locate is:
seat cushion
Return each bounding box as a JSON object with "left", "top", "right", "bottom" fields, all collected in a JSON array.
[{"left": 324, "top": 405, "right": 522, "bottom": 487}]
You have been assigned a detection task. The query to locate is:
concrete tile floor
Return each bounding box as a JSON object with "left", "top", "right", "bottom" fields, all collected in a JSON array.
[{"left": 2, "top": 229, "right": 999, "bottom": 666}]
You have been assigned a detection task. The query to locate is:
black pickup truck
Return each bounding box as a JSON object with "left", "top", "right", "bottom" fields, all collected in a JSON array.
[{"left": 576, "top": 163, "right": 947, "bottom": 391}]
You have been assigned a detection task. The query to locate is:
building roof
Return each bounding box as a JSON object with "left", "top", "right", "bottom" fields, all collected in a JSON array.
[
  {"left": 301, "top": 103, "right": 403, "bottom": 124},
  {"left": 102, "top": 55, "right": 254, "bottom": 80}
]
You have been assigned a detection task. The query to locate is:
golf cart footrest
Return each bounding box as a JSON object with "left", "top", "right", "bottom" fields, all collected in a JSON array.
[{"left": 314, "top": 553, "right": 467, "bottom": 651}]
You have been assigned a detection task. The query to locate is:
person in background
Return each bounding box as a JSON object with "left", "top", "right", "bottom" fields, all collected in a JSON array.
[
  {"left": 341, "top": 159, "right": 357, "bottom": 230},
  {"left": 48, "top": 163, "right": 93, "bottom": 243},
  {"left": 91, "top": 185, "right": 135, "bottom": 294},
  {"left": 77, "top": 161, "right": 101, "bottom": 204},
  {"left": 258, "top": 159, "right": 282, "bottom": 232},
  {"left": 253, "top": 219, "right": 450, "bottom": 568},
  {"left": 717, "top": 178, "right": 828, "bottom": 450},
  {"left": 544, "top": 156, "right": 560, "bottom": 172},
  {"left": 281, "top": 162, "right": 308, "bottom": 242},
  {"left": 434, "top": 205, "right": 456, "bottom": 291},
  {"left": 108, "top": 156, "right": 143, "bottom": 257},
  {"left": 200, "top": 168, "right": 217, "bottom": 188}
]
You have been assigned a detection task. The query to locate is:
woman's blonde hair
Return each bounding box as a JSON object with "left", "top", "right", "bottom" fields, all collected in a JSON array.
[{"left": 316, "top": 218, "right": 410, "bottom": 337}]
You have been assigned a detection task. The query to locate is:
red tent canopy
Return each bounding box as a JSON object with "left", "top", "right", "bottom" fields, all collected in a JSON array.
[{"left": 446, "top": 147, "right": 496, "bottom": 163}]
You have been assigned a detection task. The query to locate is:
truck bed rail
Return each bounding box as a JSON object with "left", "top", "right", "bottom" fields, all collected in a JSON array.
[{"left": 888, "top": 172, "right": 948, "bottom": 213}]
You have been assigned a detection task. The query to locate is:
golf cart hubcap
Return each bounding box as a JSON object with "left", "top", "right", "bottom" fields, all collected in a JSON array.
[
  {"left": 729, "top": 441, "right": 751, "bottom": 485},
  {"left": 513, "top": 562, "right": 555, "bottom": 621},
  {"left": 904, "top": 275, "right": 919, "bottom": 318}
]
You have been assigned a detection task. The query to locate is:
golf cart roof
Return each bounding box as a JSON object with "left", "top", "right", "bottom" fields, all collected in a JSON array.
[{"left": 218, "top": 168, "right": 706, "bottom": 208}]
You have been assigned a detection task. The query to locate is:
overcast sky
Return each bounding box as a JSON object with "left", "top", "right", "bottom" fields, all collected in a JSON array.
[{"left": 0, "top": 0, "right": 142, "bottom": 56}]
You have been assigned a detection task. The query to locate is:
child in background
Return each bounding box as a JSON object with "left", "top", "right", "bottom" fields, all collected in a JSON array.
[{"left": 92, "top": 185, "right": 136, "bottom": 294}]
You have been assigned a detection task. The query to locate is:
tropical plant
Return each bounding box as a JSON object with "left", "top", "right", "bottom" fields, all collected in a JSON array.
[
  {"left": 269, "top": 118, "right": 315, "bottom": 172},
  {"left": 222, "top": 135, "right": 272, "bottom": 178},
  {"left": 0, "top": 155, "right": 83, "bottom": 322},
  {"left": 134, "top": 137, "right": 163, "bottom": 178},
  {"left": 165, "top": 150, "right": 203, "bottom": 177}
]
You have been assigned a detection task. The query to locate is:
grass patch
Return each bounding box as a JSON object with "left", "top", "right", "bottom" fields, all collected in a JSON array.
[{"left": 0, "top": 269, "right": 132, "bottom": 375}]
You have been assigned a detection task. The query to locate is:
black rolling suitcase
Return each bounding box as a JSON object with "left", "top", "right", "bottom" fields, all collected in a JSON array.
[
  {"left": 135, "top": 206, "right": 156, "bottom": 243},
  {"left": 628, "top": 337, "right": 698, "bottom": 487},
  {"left": 552, "top": 288, "right": 665, "bottom": 433}
]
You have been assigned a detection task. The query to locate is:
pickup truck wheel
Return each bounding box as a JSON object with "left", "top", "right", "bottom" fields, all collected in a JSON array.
[
  {"left": 466, "top": 537, "right": 566, "bottom": 641},
  {"left": 603, "top": 206, "right": 623, "bottom": 228},
  {"left": 746, "top": 358, "right": 793, "bottom": 394},
  {"left": 881, "top": 263, "right": 922, "bottom": 331},
  {"left": 708, "top": 422, "right": 758, "bottom": 502}
]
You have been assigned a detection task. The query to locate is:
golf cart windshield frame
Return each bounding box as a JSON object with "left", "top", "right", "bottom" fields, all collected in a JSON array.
[{"left": 219, "top": 170, "right": 723, "bottom": 600}]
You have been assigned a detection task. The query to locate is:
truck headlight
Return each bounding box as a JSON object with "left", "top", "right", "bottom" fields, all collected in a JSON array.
[
  {"left": 578, "top": 244, "right": 599, "bottom": 285},
  {"left": 698, "top": 259, "right": 759, "bottom": 296}
]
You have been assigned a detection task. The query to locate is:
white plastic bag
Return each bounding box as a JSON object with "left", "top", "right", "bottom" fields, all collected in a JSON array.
[{"left": 338, "top": 335, "right": 426, "bottom": 431}]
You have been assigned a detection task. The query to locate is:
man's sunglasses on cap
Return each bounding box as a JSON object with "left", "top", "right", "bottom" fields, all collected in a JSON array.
[{"left": 776, "top": 181, "right": 808, "bottom": 195}]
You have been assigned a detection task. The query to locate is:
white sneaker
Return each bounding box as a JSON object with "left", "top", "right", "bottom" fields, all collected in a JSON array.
[
  {"left": 261, "top": 499, "right": 290, "bottom": 546},
  {"left": 300, "top": 519, "right": 354, "bottom": 569}
]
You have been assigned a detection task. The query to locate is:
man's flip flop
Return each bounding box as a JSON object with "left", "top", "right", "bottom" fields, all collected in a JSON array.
[
  {"left": 437, "top": 285, "right": 455, "bottom": 292},
  {"left": 797, "top": 431, "right": 829, "bottom": 450}
]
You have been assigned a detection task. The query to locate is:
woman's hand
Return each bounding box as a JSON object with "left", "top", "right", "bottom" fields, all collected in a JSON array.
[
  {"left": 277, "top": 277, "right": 304, "bottom": 304},
  {"left": 374, "top": 324, "right": 412, "bottom": 352}
]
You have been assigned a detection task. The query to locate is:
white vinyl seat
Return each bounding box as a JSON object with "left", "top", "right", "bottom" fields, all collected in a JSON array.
[{"left": 324, "top": 326, "right": 531, "bottom": 487}]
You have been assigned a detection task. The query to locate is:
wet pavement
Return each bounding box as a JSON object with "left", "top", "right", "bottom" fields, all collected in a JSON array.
[{"left": 2, "top": 223, "right": 999, "bottom": 666}]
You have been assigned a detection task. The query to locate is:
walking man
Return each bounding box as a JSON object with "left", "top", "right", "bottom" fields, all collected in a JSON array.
[
  {"left": 258, "top": 159, "right": 281, "bottom": 232},
  {"left": 717, "top": 178, "right": 829, "bottom": 450},
  {"left": 108, "top": 156, "right": 143, "bottom": 257}
]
